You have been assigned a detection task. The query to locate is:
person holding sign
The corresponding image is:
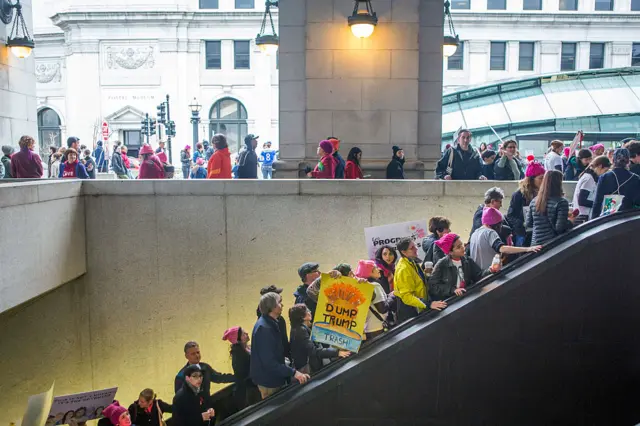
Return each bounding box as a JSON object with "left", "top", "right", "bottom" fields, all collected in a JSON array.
[
  {"left": 394, "top": 238, "right": 447, "bottom": 324},
  {"left": 355, "top": 260, "right": 391, "bottom": 340}
]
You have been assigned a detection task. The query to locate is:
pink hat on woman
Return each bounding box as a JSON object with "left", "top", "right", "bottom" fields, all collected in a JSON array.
[
  {"left": 355, "top": 260, "right": 376, "bottom": 279},
  {"left": 435, "top": 233, "right": 459, "bottom": 255},
  {"left": 590, "top": 143, "right": 604, "bottom": 152},
  {"left": 319, "top": 140, "right": 334, "bottom": 155},
  {"left": 482, "top": 207, "right": 503, "bottom": 226},
  {"left": 525, "top": 161, "right": 545, "bottom": 177},
  {"left": 103, "top": 402, "right": 127, "bottom": 426},
  {"left": 196, "top": 158, "right": 205, "bottom": 166},
  {"left": 222, "top": 326, "right": 241, "bottom": 344}
]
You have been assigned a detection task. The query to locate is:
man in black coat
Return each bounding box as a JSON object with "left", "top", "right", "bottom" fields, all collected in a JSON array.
[
  {"left": 386, "top": 146, "right": 406, "bottom": 179},
  {"left": 174, "top": 341, "right": 234, "bottom": 395},
  {"left": 237, "top": 134, "right": 258, "bottom": 179},
  {"left": 435, "top": 129, "right": 486, "bottom": 180},
  {"left": 173, "top": 365, "right": 215, "bottom": 426}
]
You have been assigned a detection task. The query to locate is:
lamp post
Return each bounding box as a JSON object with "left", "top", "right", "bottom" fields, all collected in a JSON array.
[
  {"left": 189, "top": 97, "right": 202, "bottom": 148},
  {"left": 1, "top": 0, "right": 35, "bottom": 59},
  {"left": 255, "top": 1, "right": 279, "bottom": 55},
  {"left": 348, "top": 0, "right": 378, "bottom": 39}
]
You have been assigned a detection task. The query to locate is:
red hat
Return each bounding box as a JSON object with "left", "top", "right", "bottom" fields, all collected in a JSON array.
[
  {"left": 222, "top": 326, "right": 241, "bottom": 344},
  {"left": 328, "top": 138, "right": 341, "bottom": 152},
  {"left": 525, "top": 161, "right": 545, "bottom": 178},
  {"left": 482, "top": 207, "right": 503, "bottom": 226},
  {"left": 103, "top": 402, "right": 127, "bottom": 426},
  {"left": 139, "top": 144, "right": 154, "bottom": 155},
  {"left": 355, "top": 260, "right": 376, "bottom": 279},
  {"left": 435, "top": 233, "right": 459, "bottom": 255}
]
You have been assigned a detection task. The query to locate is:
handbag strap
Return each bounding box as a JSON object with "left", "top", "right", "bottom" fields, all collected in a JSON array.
[
  {"left": 612, "top": 172, "right": 634, "bottom": 195},
  {"left": 156, "top": 400, "right": 163, "bottom": 425}
]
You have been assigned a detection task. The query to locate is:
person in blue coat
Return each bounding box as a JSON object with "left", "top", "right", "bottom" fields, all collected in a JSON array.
[
  {"left": 59, "top": 148, "right": 89, "bottom": 179},
  {"left": 591, "top": 148, "right": 640, "bottom": 219}
]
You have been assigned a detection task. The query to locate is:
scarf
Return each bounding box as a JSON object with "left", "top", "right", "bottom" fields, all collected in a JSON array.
[{"left": 507, "top": 157, "right": 521, "bottom": 180}]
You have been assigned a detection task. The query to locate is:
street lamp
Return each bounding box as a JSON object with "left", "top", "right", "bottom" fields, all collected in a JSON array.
[
  {"left": 348, "top": 0, "right": 378, "bottom": 39},
  {"left": 443, "top": 0, "right": 460, "bottom": 58},
  {"left": 189, "top": 97, "right": 202, "bottom": 148},
  {"left": 1, "top": 0, "right": 35, "bottom": 59},
  {"left": 256, "top": 0, "right": 279, "bottom": 55}
]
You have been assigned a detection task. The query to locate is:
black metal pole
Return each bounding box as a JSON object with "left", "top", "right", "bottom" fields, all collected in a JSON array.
[
  {"left": 191, "top": 111, "right": 200, "bottom": 148},
  {"left": 166, "top": 94, "right": 173, "bottom": 164},
  {"left": 145, "top": 113, "right": 150, "bottom": 145}
]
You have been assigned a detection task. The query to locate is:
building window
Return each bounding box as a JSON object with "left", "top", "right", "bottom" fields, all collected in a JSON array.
[
  {"left": 451, "top": 0, "right": 471, "bottom": 8},
  {"left": 523, "top": 0, "right": 542, "bottom": 9},
  {"left": 123, "top": 131, "right": 142, "bottom": 157},
  {"left": 234, "top": 41, "right": 251, "bottom": 69},
  {"left": 37, "top": 108, "right": 61, "bottom": 162},
  {"left": 490, "top": 42, "right": 507, "bottom": 70},
  {"left": 632, "top": 0, "right": 640, "bottom": 10},
  {"left": 447, "top": 42, "right": 464, "bottom": 70},
  {"left": 632, "top": 43, "right": 640, "bottom": 66},
  {"left": 487, "top": 0, "right": 507, "bottom": 9},
  {"left": 594, "top": 0, "right": 613, "bottom": 9},
  {"left": 561, "top": 42, "right": 577, "bottom": 71},
  {"left": 205, "top": 41, "right": 221, "bottom": 69},
  {"left": 209, "top": 98, "right": 248, "bottom": 154},
  {"left": 519, "top": 42, "right": 535, "bottom": 71},
  {"left": 199, "top": 0, "right": 218, "bottom": 8},
  {"left": 559, "top": 0, "right": 578, "bottom": 10},
  {"left": 589, "top": 43, "right": 605, "bottom": 69},
  {"left": 235, "top": 0, "right": 254, "bottom": 8}
]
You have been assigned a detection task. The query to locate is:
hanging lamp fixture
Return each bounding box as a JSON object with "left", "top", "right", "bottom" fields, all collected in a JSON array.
[
  {"left": 1, "top": 0, "right": 35, "bottom": 59},
  {"left": 348, "top": 0, "right": 378, "bottom": 39},
  {"left": 255, "top": 0, "right": 279, "bottom": 55},
  {"left": 443, "top": 0, "right": 460, "bottom": 58}
]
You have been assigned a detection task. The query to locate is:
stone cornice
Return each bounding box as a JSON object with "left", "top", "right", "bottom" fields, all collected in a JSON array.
[{"left": 451, "top": 11, "right": 640, "bottom": 25}]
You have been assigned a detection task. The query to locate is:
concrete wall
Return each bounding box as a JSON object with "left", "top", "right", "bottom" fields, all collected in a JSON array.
[
  {"left": 0, "top": 0, "right": 38, "bottom": 148},
  {"left": 0, "top": 179, "right": 576, "bottom": 423}
]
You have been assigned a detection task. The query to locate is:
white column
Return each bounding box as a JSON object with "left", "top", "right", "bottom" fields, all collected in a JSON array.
[
  {"left": 539, "top": 41, "right": 561, "bottom": 74},
  {"left": 507, "top": 41, "right": 519, "bottom": 73},
  {"left": 577, "top": 41, "right": 591, "bottom": 70},
  {"left": 468, "top": 41, "right": 490, "bottom": 85}
]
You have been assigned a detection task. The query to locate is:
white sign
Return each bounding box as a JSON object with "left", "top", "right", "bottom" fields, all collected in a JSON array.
[
  {"left": 47, "top": 387, "right": 117, "bottom": 426},
  {"left": 364, "top": 220, "right": 428, "bottom": 260}
]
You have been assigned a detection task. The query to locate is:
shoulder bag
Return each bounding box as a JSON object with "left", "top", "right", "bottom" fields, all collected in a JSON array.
[{"left": 602, "top": 173, "right": 634, "bottom": 216}]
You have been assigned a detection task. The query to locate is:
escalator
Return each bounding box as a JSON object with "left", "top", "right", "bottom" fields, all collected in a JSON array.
[{"left": 218, "top": 211, "right": 640, "bottom": 426}]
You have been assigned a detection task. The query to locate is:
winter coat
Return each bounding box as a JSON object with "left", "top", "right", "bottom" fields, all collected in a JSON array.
[
  {"left": 174, "top": 362, "right": 234, "bottom": 395},
  {"left": 139, "top": 156, "right": 165, "bottom": 179},
  {"left": 94, "top": 146, "right": 106, "bottom": 168},
  {"left": 207, "top": 147, "right": 232, "bottom": 179},
  {"left": 250, "top": 315, "right": 295, "bottom": 389},
  {"left": 481, "top": 163, "right": 495, "bottom": 180},
  {"left": 629, "top": 163, "right": 640, "bottom": 176},
  {"left": 374, "top": 253, "right": 396, "bottom": 294},
  {"left": 10, "top": 147, "right": 43, "bottom": 178},
  {"left": 83, "top": 156, "right": 97, "bottom": 179},
  {"left": 494, "top": 155, "right": 525, "bottom": 181},
  {"left": 591, "top": 168, "right": 640, "bottom": 219},
  {"left": 385, "top": 157, "right": 405, "bottom": 179},
  {"left": 435, "top": 146, "right": 483, "bottom": 180},
  {"left": 564, "top": 156, "right": 587, "bottom": 181},
  {"left": 428, "top": 255, "right": 490, "bottom": 301},
  {"left": 507, "top": 189, "right": 533, "bottom": 238},
  {"left": 59, "top": 161, "right": 90, "bottom": 179},
  {"left": 290, "top": 324, "right": 339, "bottom": 373},
  {"left": 421, "top": 234, "right": 445, "bottom": 268},
  {"left": 310, "top": 154, "right": 336, "bottom": 179},
  {"left": 394, "top": 257, "right": 428, "bottom": 322},
  {"left": 345, "top": 160, "right": 364, "bottom": 179},
  {"left": 192, "top": 150, "right": 205, "bottom": 164},
  {"left": 128, "top": 399, "right": 172, "bottom": 426},
  {"left": 526, "top": 196, "right": 573, "bottom": 246},
  {"left": 230, "top": 345, "right": 260, "bottom": 410},
  {"left": 237, "top": 141, "right": 258, "bottom": 179},
  {"left": 190, "top": 166, "right": 207, "bottom": 179},
  {"left": 205, "top": 146, "right": 215, "bottom": 161},
  {"left": 180, "top": 150, "right": 192, "bottom": 167},
  {"left": 1, "top": 155, "right": 12, "bottom": 178},
  {"left": 333, "top": 152, "right": 346, "bottom": 179},
  {"left": 172, "top": 382, "right": 213, "bottom": 426},
  {"left": 255, "top": 306, "right": 291, "bottom": 359},
  {"left": 111, "top": 151, "right": 127, "bottom": 175},
  {"left": 294, "top": 284, "right": 308, "bottom": 305},
  {"left": 155, "top": 147, "right": 168, "bottom": 164}
]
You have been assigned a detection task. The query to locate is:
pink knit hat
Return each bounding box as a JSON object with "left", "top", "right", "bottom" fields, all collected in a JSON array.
[
  {"left": 482, "top": 207, "right": 503, "bottom": 226},
  {"left": 590, "top": 143, "right": 604, "bottom": 152},
  {"left": 222, "top": 326, "right": 241, "bottom": 344},
  {"left": 319, "top": 140, "right": 334, "bottom": 155},
  {"left": 355, "top": 260, "right": 376, "bottom": 279},
  {"left": 196, "top": 157, "right": 205, "bottom": 166},
  {"left": 103, "top": 402, "right": 127, "bottom": 426},
  {"left": 435, "top": 233, "right": 459, "bottom": 255},
  {"left": 563, "top": 147, "right": 571, "bottom": 157},
  {"left": 525, "top": 161, "right": 545, "bottom": 178}
]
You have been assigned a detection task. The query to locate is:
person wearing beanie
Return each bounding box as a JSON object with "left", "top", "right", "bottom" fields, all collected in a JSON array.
[
  {"left": 173, "top": 364, "right": 216, "bottom": 426},
  {"left": 481, "top": 149, "right": 496, "bottom": 180},
  {"left": 180, "top": 145, "right": 192, "bottom": 179},
  {"left": 354, "top": 260, "right": 392, "bottom": 339},
  {"left": 128, "top": 389, "right": 173, "bottom": 426},
  {"left": 394, "top": 238, "right": 447, "bottom": 323},
  {"left": 435, "top": 129, "right": 486, "bottom": 180},
  {"left": 572, "top": 155, "right": 611, "bottom": 225},
  {"left": 138, "top": 145, "right": 165, "bottom": 179},
  {"left": 494, "top": 140, "right": 525, "bottom": 181},
  {"left": 589, "top": 143, "right": 605, "bottom": 156},
  {"left": 428, "top": 233, "right": 497, "bottom": 302},
  {"left": 333, "top": 263, "right": 354, "bottom": 278},
  {"left": 327, "top": 137, "right": 346, "bottom": 179},
  {"left": 307, "top": 140, "right": 336, "bottom": 179},
  {"left": 591, "top": 148, "right": 640, "bottom": 218},
  {"left": 222, "top": 326, "right": 261, "bottom": 409},
  {"left": 469, "top": 187, "right": 512, "bottom": 241},
  {"left": 470, "top": 207, "right": 541, "bottom": 270},
  {"left": 103, "top": 402, "right": 131, "bottom": 426},
  {"left": 174, "top": 341, "right": 235, "bottom": 395},
  {"left": 289, "top": 303, "right": 350, "bottom": 375},
  {"left": 94, "top": 141, "right": 108, "bottom": 173},
  {"left": 1, "top": 145, "right": 14, "bottom": 178},
  {"left": 189, "top": 157, "right": 207, "bottom": 179},
  {"left": 526, "top": 170, "right": 575, "bottom": 245},
  {"left": 237, "top": 134, "right": 259, "bottom": 179},
  {"left": 564, "top": 148, "right": 593, "bottom": 181},
  {"left": 59, "top": 148, "right": 90, "bottom": 179},
  {"left": 507, "top": 160, "right": 545, "bottom": 247},
  {"left": 386, "top": 145, "right": 406, "bottom": 179}
]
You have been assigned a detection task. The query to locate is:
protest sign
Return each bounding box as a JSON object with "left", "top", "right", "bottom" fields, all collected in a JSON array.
[
  {"left": 311, "top": 273, "right": 374, "bottom": 353},
  {"left": 47, "top": 387, "right": 117, "bottom": 426},
  {"left": 23, "top": 383, "right": 55, "bottom": 426},
  {"left": 364, "top": 220, "right": 428, "bottom": 260}
]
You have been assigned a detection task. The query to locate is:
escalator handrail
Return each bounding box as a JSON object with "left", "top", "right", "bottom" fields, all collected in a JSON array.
[{"left": 218, "top": 209, "right": 640, "bottom": 425}]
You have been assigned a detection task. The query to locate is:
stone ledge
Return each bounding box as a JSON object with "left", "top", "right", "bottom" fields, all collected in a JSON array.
[{"left": 0, "top": 180, "right": 82, "bottom": 209}]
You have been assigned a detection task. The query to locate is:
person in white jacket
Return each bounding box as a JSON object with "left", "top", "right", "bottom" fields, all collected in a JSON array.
[{"left": 50, "top": 152, "right": 62, "bottom": 179}]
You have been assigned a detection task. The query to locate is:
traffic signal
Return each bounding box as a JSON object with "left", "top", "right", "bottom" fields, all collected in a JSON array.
[
  {"left": 140, "top": 118, "right": 148, "bottom": 135},
  {"left": 167, "top": 120, "right": 176, "bottom": 137},
  {"left": 150, "top": 118, "right": 157, "bottom": 136},
  {"left": 157, "top": 104, "right": 166, "bottom": 123}
]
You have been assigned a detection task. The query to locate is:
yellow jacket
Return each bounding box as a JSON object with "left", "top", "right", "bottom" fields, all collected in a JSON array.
[{"left": 394, "top": 257, "right": 427, "bottom": 311}]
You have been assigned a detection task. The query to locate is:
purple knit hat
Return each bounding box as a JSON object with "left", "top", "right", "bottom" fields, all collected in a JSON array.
[
  {"left": 319, "top": 140, "right": 334, "bottom": 155},
  {"left": 482, "top": 207, "right": 503, "bottom": 226}
]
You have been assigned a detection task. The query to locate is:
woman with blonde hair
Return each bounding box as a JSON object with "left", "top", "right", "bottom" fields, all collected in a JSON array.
[
  {"left": 128, "top": 389, "right": 172, "bottom": 426},
  {"left": 10, "top": 135, "right": 43, "bottom": 178},
  {"left": 507, "top": 160, "right": 545, "bottom": 246},
  {"left": 544, "top": 140, "right": 564, "bottom": 173}
]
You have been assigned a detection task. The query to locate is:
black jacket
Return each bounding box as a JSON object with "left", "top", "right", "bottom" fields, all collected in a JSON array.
[
  {"left": 630, "top": 163, "right": 640, "bottom": 176},
  {"left": 333, "top": 152, "right": 346, "bottom": 179},
  {"left": 507, "top": 189, "right": 532, "bottom": 237},
  {"left": 237, "top": 141, "right": 258, "bottom": 179},
  {"left": 591, "top": 168, "right": 640, "bottom": 219},
  {"left": 494, "top": 155, "right": 524, "bottom": 181},
  {"left": 174, "top": 362, "right": 234, "bottom": 396},
  {"left": 526, "top": 196, "right": 573, "bottom": 246},
  {"left": 428, "top": 255, "right": 489, "bottom": 301},
  {"left": 421, "top": 234, "right": 445, "bottom": 268},
  {"left": 290, "top": 324, "right": 339, "bottom": 373},
  {"left": 230, "top": 345, "right": 260, "bottom": 410},
  {"left": 172, "top": 383, "right": 213, "bottom": 426},
  {"left": 128, "top": 400, "right": 172, "bottom": 426},
  {"left": 564, "top": 156, "right": 587, "bottom": 181},
  {"left": 435, "top": 146, "right": 483, "bottom": 180},
  {"left": 255, "top": 307, "right": 290, "bottom": 359},
  {"left": 386, "top": 157, "right": 405, "bottom": 179}
]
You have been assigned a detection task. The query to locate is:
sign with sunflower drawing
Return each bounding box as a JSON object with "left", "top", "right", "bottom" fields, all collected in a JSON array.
[{"left": 311, "top": 273, "right": 374, "bottom": 352}]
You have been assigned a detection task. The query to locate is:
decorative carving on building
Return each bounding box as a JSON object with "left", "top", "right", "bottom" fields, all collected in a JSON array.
[
  {"left": 106, "top": 46, "right": 155, "bottom": 70},
  {"left": 35, "top": 62, "right": 62, "bottom": 84}
]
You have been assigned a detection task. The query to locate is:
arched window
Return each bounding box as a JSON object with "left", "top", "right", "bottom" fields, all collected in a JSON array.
[
  {"left": 209, "top": 98, "right": 248, "bottom": 154},
  {"left": 37, "top": 108, "right": 62, "bottom": 152}
]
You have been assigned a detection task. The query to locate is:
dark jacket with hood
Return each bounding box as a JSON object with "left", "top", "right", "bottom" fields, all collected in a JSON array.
[
  {"left": 250, "top": 314, "right": 295, "bottom": 389},
  {"left": 128, "top": 399, "right": 172, "bottom": 426},
  {"left": 174, "top": 362, "right": 234, "bottom": 395},
  {"left": 507, "top": 189, "right": 533, "bottom": 238},
  {"left": 2, "top": 154, "right": 12, "bottom": 178},
  {"left": 421, "top": 234, "right": 445, "bottom": 268},
  {"left": 428, "top": 255, "right": 490, "bottom": 301},
  {"left": 386, "top": 156, "right": 405, "bottom": 179},
  {"left": 564, "top": 156, "right": 587, "bottom": 181},
  {"left": 290, "top": 323, "right": 339, "bottom": 373},
  {"left": 374, "top": 247, "right": 396, "bottom": 294},
  {"left": 256, "top": 307, "right": 290, "bottom": 359},
  {"left": 237, "top": 141, "right": 258, "bottom": 179},
  {"left": 172, "top": 382, "right": 213, "bottom": 426},
  {"left": 591, "top": 168, "right": 640, "bottom": 218},
  {"left": 526, "top": 196, "right": 573, "bottom": 245},
  {"left": 333, "top": 152, "right": 346, "bottom": 179},
  {"left": 111, "top": 150, "right": 127, "bottom": 175},
  {"left": 435, "top": 145, "right": 483, "bottom": 180}
]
